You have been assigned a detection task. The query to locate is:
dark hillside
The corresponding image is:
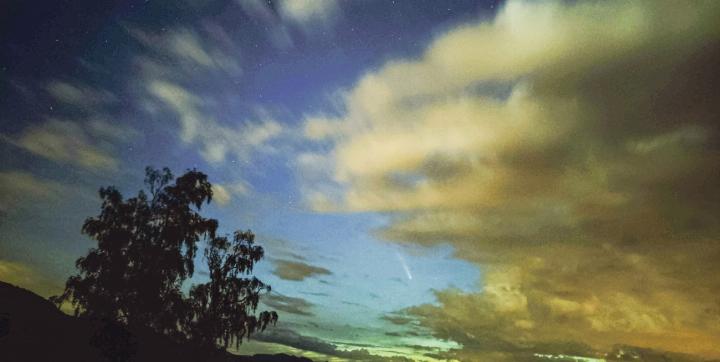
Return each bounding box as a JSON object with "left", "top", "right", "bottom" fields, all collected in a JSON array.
[{"left": 0, "top": 281, "right": 311, "bottom": 362}]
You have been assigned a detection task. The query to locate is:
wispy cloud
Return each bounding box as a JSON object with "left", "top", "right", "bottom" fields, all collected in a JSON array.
[
  {"left": 127, "top": 26, "right": 241, "bottom": 74},
  {"left": 147, "top": 80, "right": 283, "bottom": 164},
  {"left": 45, "top": 80, "right": 118, "bottom": 109},
  {"left": 0, "top": 171, "right": 64, "bottom": 215},
  {"left": 236, "top": 0, "right": 341, "bottom": 48},
  {"left": 4, "top": 119, "right": 122, "bottom": 171},
  {"left": 235, "top": 0, "right": 294, "bottom": 49},
  {"left": 277, "top": 0, "right": 340, "bottom": 31},
  {"left": 0, "top": 259, "right": 63, "bottom": 298}
]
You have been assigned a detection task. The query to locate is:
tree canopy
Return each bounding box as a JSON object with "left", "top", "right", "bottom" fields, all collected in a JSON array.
[{"left": 51, "top": 167, "right": 277, "bottom": 350}]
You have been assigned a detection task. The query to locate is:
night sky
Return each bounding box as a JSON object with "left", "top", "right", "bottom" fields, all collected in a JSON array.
[{"left": 1, "top": 1, "right": 720, "bottom": 361}]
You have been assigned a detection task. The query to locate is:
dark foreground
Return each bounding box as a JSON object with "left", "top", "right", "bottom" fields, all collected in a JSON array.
[{"left": 0, "top": 281, "right": 312, "bottom": 362}]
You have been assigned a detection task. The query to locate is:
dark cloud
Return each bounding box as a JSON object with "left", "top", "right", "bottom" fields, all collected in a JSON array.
[
  {"left": 253, "top": 327, "right": 413, "bottom": 361},
  {"left": 340, "top": 300, "right": 365, "bottom": 307},
  {"left": 262, "top": 293, "right": 314, "bottom": 317},
  {"left": 381, "top": 314, "right": 415, "bottom": 326},
  {"left": 271, "top": 259, "right": 331, "bottom": 282}
]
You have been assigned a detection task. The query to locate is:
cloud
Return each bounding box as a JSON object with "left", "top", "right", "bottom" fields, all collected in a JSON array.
[
  {"left": 86, "top": 119, "right": 141, "bottom": 144},
  {"left": 46, "top": 80, "right": 118, "bottom": 109},
  {"left": 147, "top": 80, "right": 283, "bottom": 164},
  {"left": 127, "top": 26, "right": 241, "bottom": 74},
  {"left": 0, "top": 259, "right": 62, "bottom": 298},
  {"left": 382, "top": 314, "right": 415, "bottom": 326},
  {"left": 0, "top": 171, "right": 64, "bottom": 215},
  {"left": 235, "top": 0, "right": 293, "bottom": 49},
  {"left": 237, "top": 0, "right": 340, "bottom": 48},
  {"left": 277, "top": 0, "right": 340, "bottom": 29},
  {"left": 211, "top": 184, "right": 232, "bottom": 206},
  {"left": 5, "top": 76, "right": 138, "bottom": 172},
  {"left": 127, "top": 22, "right": 284, "bottom": 165},
  {"left": 211, "top": 181, "right": 249, "bottom": 206},
  {"left": 300, "top": 0, "right": 720, "bottom": 359},
  {"left": 253, "top": 327, "right": 413, "bottom": 361},
  {"left": 294, "top": 151, "right": 344, "bottom": 212},
  {"left": 4, "top": 119, "right": 122, "bottom": 171},
  {"left": 262, "top": 293, "right": 315, "bottom": 316},
  {"left": 271, "top": 259, "right": 331, "bottom": 281}
]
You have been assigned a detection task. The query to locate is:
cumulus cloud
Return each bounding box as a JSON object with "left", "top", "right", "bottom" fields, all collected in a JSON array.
[
  {"left": 300, "top": 0, "right": 720, "bottom": 359},
  {"left": 211, "top": 184, "right": 232, "bottom": 206},
  {"left": 272, "top": 259, "right": 331, "bottom": 282},
  {"left": 211, "top": 181, "right": 250, "bottom": 206}
]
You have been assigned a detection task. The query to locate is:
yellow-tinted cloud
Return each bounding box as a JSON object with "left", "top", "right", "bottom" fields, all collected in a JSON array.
[
  {"left": 0, "top": 259, "right": 62, "bottom": 298},
  {"left": 211, "top": 181, "right": 250, "bottom": 206},
  {"left": 6, "top": 119, "right": 120, "bottom": 171},
  {"left": 0, "top": 171, "right": 62, "bottom": 205},
  {"left": 211, "top": 184, "right": 232, "bottom": 206},
  {"left": 301, "top": 0, "right": 720, "bottom": 359}
]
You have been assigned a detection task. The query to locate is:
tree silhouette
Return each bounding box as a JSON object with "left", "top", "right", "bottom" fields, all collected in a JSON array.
[
  {"left": 51, "top": 167, "right": 277, "bottom": 351},
  {"left": 185, "top": 230, "right": 277, "bottom": 350}
]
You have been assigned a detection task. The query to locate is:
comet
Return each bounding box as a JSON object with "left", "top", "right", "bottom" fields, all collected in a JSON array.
[{"left": 395, "top": 252, "right": 413, "bottom": 280}]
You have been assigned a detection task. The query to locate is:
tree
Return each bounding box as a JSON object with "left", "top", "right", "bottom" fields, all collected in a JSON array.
[
  {"left": 185, "top": 230, "right": 277, "bottom": 350},
  {"left": 51, "top": 167, "right": 277, "bottom": 350}
]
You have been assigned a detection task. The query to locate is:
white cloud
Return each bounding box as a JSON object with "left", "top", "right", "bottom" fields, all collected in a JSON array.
[
  {"left": 148, "top": 80, "right": 283, "bottom": 164},
  {"left": 237, "top": 0, "right": 341, "bottom": 47},
  {"left": 127, "top": 26, "right": 241, "bottom": 75},
  {"left": 277, "top": 0, "right": 340, "bottom": 29}
]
